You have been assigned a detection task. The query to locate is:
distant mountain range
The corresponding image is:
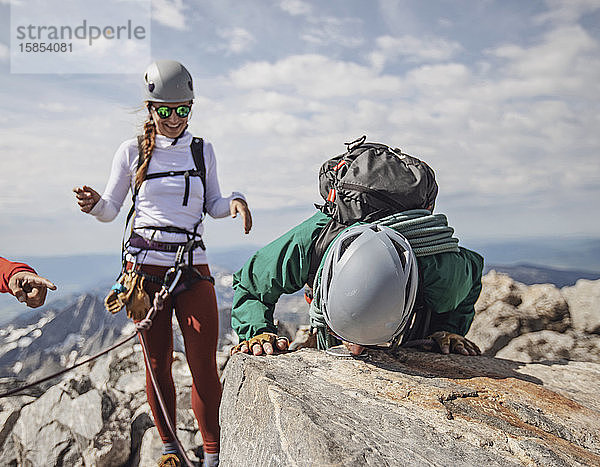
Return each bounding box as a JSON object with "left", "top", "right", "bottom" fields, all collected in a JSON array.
[
  {"left": 466, "top": 237, "right": 600, "bottom": 272},
  {"left": 484, "top": 263, "right": 600, "bottom": 288},
  {"left": 2, "top": 238, "right": 598, "bottom": 326}
]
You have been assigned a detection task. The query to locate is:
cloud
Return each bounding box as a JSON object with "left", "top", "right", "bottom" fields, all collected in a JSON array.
[
  {"left": 0, "top": 42, "right": 8, "bottom": 62},
  {"left": 370, "top": 35, "right": 463, "bottom": 70},
  {"left": 487, "top": 25, "right": 600, "bottom": 99},
  {"left": 536, "top": 0, "right": 600, "bottom": 25},
  {"left": 278, "top": 0, "right": 312, "bottom": 16},
  {"left": 215, "top": 13, "right": 599, "bottom": 216},
  {"left": 2, "top": 1, "right": 600, "bottom": 257},
  {"left": 217, "top": 27, "right": 256, "bottom": 54},
  {"left": 38, "top": 102, "right": 78, "bottom": 112},
  {"left": 301, "top": 16, "right": 364, "bottom": 48},
  {"left": 152, "top": 0, "right": 187, "bottom": 30},
  {"left": 230, "top": 54, "right": 404, "bottom": 98},
  {"left": 277, "top": 1, "right": 364, "bottom": 48}
]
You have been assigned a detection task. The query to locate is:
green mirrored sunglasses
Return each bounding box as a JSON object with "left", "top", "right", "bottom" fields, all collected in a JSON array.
[{"left": 153, "top": 104, "right": 191, "bottom": 119}]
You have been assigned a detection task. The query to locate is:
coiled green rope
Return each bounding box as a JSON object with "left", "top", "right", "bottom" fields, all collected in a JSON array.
[{"left": 309, "top": 210, "right": 460, "bottom": 349}]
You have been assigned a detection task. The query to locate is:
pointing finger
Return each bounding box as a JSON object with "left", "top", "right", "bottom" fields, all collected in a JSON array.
[{"left": 25, "top": 276, "right": 57, "bottom": 290}]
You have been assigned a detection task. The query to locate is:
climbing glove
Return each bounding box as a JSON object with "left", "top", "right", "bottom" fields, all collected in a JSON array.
[
  {"left": 231, "top": 332, "right": 289, "bottom": 355},
  {"left": 103, "top": 272, "right": 151, "bottom": 321},
  {"left": 427, "top": 331, "right": 481, "bottom": 356}
]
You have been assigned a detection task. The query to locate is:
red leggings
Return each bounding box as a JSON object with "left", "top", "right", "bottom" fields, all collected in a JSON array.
[{"left": 137, "top": 263, "right": 221, "bottom": 454}]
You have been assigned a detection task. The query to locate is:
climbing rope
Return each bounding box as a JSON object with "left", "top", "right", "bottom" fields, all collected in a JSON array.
[
  {"left": 309, "top": 209, "right": 461, "bottom": 349},
  {"left": 375, "top": 209, "right": 460, "bottom": 256}
]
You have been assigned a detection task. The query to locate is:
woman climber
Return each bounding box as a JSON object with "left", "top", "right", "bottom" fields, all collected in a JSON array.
[{"left": 74, "top": 60, "right": 251, "bottom": 467}]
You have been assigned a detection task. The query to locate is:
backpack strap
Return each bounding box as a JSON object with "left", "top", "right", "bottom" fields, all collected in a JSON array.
[
  {"left": 306, "top": 217, "right": 347, "bottom": 289},
  {"left": 124, "top": 135, "right": 145, "bottom": 232},
  {"left": 190, "top": 137, "right": 207, "bottom": 213}
]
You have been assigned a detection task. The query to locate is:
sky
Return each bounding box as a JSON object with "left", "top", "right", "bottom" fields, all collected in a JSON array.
[{"left": 0, "top": 0, "right": 599, "bottom": 259}]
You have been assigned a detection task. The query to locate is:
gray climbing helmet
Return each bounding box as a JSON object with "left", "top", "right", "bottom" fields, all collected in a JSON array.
[
  {"left": 143, "top": 60, "right": 194, "bottom": 103},
  {"left": 319, "top": 224, "right": 419, "bottom": 346}
]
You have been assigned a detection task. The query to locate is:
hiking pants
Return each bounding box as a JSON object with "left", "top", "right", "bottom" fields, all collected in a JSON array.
[{"left": 136, "top": 263, "right": 221, "bottom": 454}]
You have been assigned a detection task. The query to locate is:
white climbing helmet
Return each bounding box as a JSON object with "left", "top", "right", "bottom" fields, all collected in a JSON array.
[
  {"left": 143, "top": 60, "right": 194, "bottom": 103},
  {"left": 319, "top": 224, "right": 419, "bottom": 346}
]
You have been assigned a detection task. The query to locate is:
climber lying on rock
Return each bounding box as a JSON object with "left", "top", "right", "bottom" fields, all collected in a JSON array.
[{"left": 230, "top": 137, "right": 484, "bottom": 357}]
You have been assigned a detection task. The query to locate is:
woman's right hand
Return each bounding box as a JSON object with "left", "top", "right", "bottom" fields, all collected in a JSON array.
[{"left": 73, "top": 185, "right": 101, "bottom": 213}]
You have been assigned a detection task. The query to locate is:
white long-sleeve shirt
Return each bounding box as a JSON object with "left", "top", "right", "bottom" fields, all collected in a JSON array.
[{"left": 90, "top": 130, "right": 244, "bottom": 266}]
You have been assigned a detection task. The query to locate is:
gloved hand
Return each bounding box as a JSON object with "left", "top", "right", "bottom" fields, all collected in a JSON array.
[
  {"left": 427, "top": 331, "right": 481, "bottom": 356},
  {"left": 104, "top": 289, "right": 125, "bottom": 314},
  {"left": 231, "top": 332, "right": 289, "bottom": 356}
]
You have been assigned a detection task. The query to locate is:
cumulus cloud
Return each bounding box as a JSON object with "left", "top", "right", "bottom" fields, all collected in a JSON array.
[
  {"left": 218, "top": 9, "right": 599, "bottom": 222},
  {"left": 278, "top": 1, "right": 363, "bottom": 48},
  {"left": 2, "top": 1, "right": 600, "bottom": 255},
  {"left": 230, "top": 54, "right": 404, "bottom": 98},
  {"left": 370, "top": 35, "right": 463, "bottom": 70},
  {"left": 38, "top": 102, "right": 78, "bottom": 112},
  {"left": 536, "top": 0, "right": 600, "bottom": 25},
  {"left": 152, "top": 0, "right": 187, "bottom": 30},
  {"left": 487, "top": 25, "right": 600, "bottom": 99},
  {"left": 279, "top": 0, "right": 312, "bottom": 16},
  {"left": 217, "top": 27, "right": 256, "bottom": 54},
  {"left": 301, "top": 16, "right": 364, "bottom": 48}
]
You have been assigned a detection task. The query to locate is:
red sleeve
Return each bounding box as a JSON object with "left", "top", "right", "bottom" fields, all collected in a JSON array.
[{"left": 0, "top": 257, "right": 36, "bottom": 295}]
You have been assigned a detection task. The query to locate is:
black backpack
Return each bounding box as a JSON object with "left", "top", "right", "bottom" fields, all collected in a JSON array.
[
  {"left": 308, "top": 136, "right": 438, "bottom": 285},
  {"left": 316, "top": 135, "right": 438, "bottom": 225}
]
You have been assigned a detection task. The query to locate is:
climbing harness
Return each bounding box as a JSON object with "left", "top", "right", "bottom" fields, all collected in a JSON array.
[{"left": 309, "top": 209, "right": 460, "bottom": 350}]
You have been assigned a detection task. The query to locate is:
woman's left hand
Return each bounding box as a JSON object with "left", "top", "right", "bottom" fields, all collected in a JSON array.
[{"left": 230, "top": 198, "right": 253, "bottom": 234}]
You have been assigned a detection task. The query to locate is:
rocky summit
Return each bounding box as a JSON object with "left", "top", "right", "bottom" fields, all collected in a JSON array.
[
  {"left": 0, "top": 343, "right": 206, "bottom": 467},
  {"left": 221, "top": 349, "right": 600, "bottom": 466},
  {"left": 1, "top": 274, "right": 599, "bottom": 466}
]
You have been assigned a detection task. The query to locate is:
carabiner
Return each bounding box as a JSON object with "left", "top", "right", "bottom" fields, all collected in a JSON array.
[{"left": 163, "top": 267, "right": 183, "bottom": 294}]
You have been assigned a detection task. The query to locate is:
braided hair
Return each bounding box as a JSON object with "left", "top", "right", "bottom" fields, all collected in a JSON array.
[{"left": 135, "top": 104, "right": 156, "bottom": 189}]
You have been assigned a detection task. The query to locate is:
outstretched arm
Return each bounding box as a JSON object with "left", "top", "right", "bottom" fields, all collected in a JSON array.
[
  {"left": 73, "top": 140, "right": 134, "bottom": 222},
  {"left": 231, "top": 212, "right": 330, "bottom": 355}
]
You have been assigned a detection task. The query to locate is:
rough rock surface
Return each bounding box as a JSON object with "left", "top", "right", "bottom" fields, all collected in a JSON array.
[
  {"left": 467, "top": 273, "right": 600, "bottom": 363},
  {"left": 221, "top": 349, "right": 600, "bottom": 467},
  {"left": 0, "top": 344, "right": 203, "bottom": 467}
]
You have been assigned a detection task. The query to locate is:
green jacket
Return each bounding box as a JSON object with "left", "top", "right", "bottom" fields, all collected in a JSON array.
[{"left": 232, "top": 211, "right": 484, "bottom": 341}]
